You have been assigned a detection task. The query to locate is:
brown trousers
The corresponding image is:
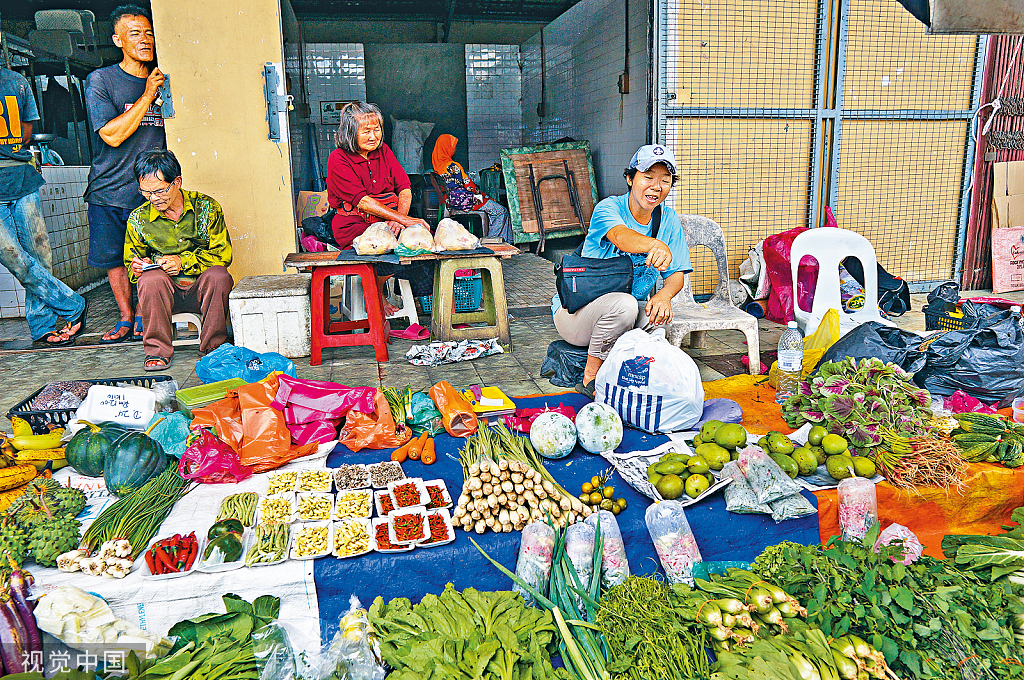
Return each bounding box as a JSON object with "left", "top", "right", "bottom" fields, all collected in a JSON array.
[{"left": 137, "top": 265, "right": 233, "bottom": 358}]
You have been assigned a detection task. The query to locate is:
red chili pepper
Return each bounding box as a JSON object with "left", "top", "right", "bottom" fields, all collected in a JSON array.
[
  {"left": 376, "top": 524, "right": 400, "bottom": 549},
  {"left": 393, "top": 483, "right": 420, "bottom": 507},
  {"left": 183, "top": 539, "right": 199, "bottom": 570},
  {"left": 155, "top": 546, "right": 177, "bottom": 574},
  {"left": 145, "top": 547, "right": 157, "bottom": 574},
  {"left": 426, "top": 485, "right": 446, "bottom": 509},
  {"left": 425, "top": 514, "right": 448, "bottom": 543},
  {"left": 394, "top": 514, "right": 424, "bottom": 541}
]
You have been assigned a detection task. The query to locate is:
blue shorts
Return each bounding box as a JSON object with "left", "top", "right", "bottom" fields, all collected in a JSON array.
[{"left": 87, "top": 203, "right": 141, "bottom": 269}]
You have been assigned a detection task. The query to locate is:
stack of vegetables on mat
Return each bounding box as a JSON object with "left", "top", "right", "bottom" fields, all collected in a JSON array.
[
  {"left": 753, "top": 529, "right": 1024, "bottom": 679},
  {"left": 454, "top": 421, "right": 592, "bottom": 534}
]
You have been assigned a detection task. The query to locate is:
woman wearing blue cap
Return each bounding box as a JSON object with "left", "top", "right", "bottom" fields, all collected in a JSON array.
[{"left": 552, "top": 144, "right": 692, "bottom": 398}]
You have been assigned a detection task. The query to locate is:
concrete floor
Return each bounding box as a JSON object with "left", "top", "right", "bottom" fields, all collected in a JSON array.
[{"left": 1, "top": 252, "right": 1021, "bottom": 420}]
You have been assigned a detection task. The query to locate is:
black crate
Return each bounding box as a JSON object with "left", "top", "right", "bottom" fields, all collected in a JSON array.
[
  {"left": 8, "top": 376, "right": 174, "bottom": 434},
  {"left": 923, "top": 307, "right": 968, "bottom": 332}
]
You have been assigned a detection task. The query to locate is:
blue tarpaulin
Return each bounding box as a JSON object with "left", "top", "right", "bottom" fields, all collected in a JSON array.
[{"left": 315, "top": 393, "right": 819, "bottom": 641}]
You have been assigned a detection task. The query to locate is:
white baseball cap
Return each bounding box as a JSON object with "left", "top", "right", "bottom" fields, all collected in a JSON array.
[{"left": 628, "top": 144, "right": 677, "bottom": 175}]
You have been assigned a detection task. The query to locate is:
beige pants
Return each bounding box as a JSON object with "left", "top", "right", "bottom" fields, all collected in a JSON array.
[{"left": 554, "top": 292, "right": 661, "bottom": 359}]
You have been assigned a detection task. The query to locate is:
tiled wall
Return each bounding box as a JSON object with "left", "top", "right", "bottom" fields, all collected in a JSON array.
[
  {"left": 465, "top": 45, "right": 524, "bottom": 173},
  {"left": 0, "top": 166, "right": 102, "bottom": 319},
  {"left": 287, "top": 43, "right": 367, "bottom": 191},
  {"left": 521, "top": 0, "right": 650, "bottom": 198}
]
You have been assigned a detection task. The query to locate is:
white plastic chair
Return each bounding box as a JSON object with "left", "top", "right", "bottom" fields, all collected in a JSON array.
[
  {"left": 337, "top": 276, "right": 418, "bottom": 327},
  {"left": 666, "top": 216, "right": 762, "bottom": 375},
  {"left": 789, "top": 227, "right": 895, "bottom": 336},
  {"left": 171, "top": 313, "right": 202, "bottom": 347}
]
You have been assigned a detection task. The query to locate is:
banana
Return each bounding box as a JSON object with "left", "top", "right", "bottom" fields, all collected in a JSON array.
[
  {"left": 7, "top": 428, "right": 65, "bottom": 451},
  {"left": 8, "top": 417, "right": 33, "bottom": 437}
]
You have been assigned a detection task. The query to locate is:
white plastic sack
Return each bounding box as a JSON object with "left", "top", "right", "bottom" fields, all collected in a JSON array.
[
  {"left": 595, "top": 328, "right": 704, "bottom": 433},
  {"left": 389, "top": 117, "right": 434, "bottom": 175},
  {"left": 398, "top": 224, "right": 434, "bottom": 252},
  {"left": 433, "top": 218, "right": 480, "bottom": 251},
  {"left": 352, "top": 222, "right": 398, "bottom": 255}
]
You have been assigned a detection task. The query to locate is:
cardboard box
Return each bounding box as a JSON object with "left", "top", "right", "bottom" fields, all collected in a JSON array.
[
  {"left": 991, "top": 161, "right": 1024, "bottom": 293},
  {"left": 295, "top": 191, "right": 329, "bottom": 226}
]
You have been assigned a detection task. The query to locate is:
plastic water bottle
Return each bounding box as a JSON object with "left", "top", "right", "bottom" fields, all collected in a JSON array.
[{"left": 775, "top": 321, "right": 803, "bottom": 404}]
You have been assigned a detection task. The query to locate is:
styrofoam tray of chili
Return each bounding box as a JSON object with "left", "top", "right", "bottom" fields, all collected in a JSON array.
[
  {"left": 388, "top": 506, "right": 429, "bottom": 545},
  {"left": 336, "top": 489, "right": 373, "bottom": 520},
  {"left": 422, "top": 479, "right": 453, "bottom": 510},
  {"left": 374, "top": 489, "right": 397, "bottom": 516},
  {"left": 418, "top": 509, "right": 455, "bottom": 548},
  {"left": 294, "top": 492, "right": 334, "bottom": 522},
  {"left": 290, "top": 521, "right": 333, "bottom": 560},
  {"left": 256, "top": 493, "right": 296, "bottom": 525},
  {"left": 332, "top": 519, "right": 374, "bottom": 559},
  {"left": 296, "top": 468, "right": 334, "bottom": 493},
  {"left": 371, "top": 517, "right": 413, "bottom": 553},
  {"left": 142, "top": 533, "right": 206, "bottom": 580},
  {"left": 388, "top": 477, "right": 428, "bottom": 509}
]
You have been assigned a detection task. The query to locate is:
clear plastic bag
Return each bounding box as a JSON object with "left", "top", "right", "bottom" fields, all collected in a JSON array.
[
  {"left": 513, "top": 521, "right": 556, "bottom": 607},
  {"left": 301, "top": 596, "right": 385, "bottom": 680},
  {"left": 352, "top": 222, "right": 398, "bottom": 256},
  {"left": 645, "top": 500, "right": 703, "bottom": 585},
  {"left": 152, "top": 379, "right": 179, "bottom": 412},
  {"left": 396, "top": 224, "right": 434, "bottom": 256},
  {"left": 768, "top": 492, "right": 817, "bottom": 522},
  {"left": 564, "top": 523, "right": 595, "bottom": 615},
  {"left": 837, "top": 477, "right": 877, "bottom": 541},
  {"left": 721, "top": 461, "right": 771, "bottom": 514},
  {"left": 585, "top": 510, "right": 630, "bottom": 588},
  {"left": 253, "top": 623, "right": 298, "bottom": 680},
  {"left": 873, "top": 523, "right": 923, "bottom": 565},
  {"left": 736, "top": 447, "right": 803, "bottom": 505},
  {"left": 433, "top": 218, "right": 481, "bottom": 252}
]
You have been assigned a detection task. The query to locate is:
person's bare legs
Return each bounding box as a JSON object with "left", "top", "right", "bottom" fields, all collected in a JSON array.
[
  {"left": 583, "top": 355, "right": 603, "bottom": 384},
  {"left": 102, "top": 266, "right": 134, "bottom": 341}
]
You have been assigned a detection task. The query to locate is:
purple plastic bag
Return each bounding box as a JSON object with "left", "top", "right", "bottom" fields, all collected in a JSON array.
[{"left": 696, "top": 398, "right": 743, "bottom": 428}]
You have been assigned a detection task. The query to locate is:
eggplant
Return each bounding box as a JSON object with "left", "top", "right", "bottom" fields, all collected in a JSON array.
[
  {"left": 0, "top": 593, "right": 27, "bottom": 673},
  {"left": 8, "top": 570, "right": 40, "bottom": 653}
]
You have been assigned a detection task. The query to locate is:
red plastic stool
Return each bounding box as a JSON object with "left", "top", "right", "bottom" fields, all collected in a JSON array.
[{"left": 309, "top": 263, "right": 389, "bottom": 365}]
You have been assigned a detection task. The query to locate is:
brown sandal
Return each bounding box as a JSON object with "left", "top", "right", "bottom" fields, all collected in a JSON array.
[{"left": 144, "top": 355, "right": 171, "bottom": 372}]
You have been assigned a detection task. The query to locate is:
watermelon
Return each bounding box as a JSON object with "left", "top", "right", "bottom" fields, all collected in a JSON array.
[
  {"left": 530, "top": 412, "right": 577, "bottom": 459},
  {"left": 575, "top": 403, "right": 623, "bottom": 454}
]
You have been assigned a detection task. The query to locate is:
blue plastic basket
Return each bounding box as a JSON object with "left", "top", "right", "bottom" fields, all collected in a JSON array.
[{"left": 419, "top": 272, "right": 483, "bottom": 313}]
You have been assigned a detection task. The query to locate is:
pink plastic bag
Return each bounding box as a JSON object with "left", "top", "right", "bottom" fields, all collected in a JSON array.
[
  {"left": 288, "top": 419, "right": 340, "bottom": 446},
  {"left": 764, "top": 226, "right": 817, "bottom": 324},
  {"left": 272, "top": 375, "right": 377, "bottom": 418},
  {"left": 505, "top": 404, "right": 577, "bottom": 433},
  {"left": 179, "top": 429, "right": 254, "bottom": 484},
  {"left": 942, "top": 389, "right": 998, "bottom": 415},
  {"left": 873, "top": 523, "right": 923, "bottom": 565}
]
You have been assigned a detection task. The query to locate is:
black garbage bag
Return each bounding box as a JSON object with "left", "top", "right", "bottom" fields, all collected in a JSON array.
[
  {"left": 816, "top": 322, "right": 927, "bottom": 373},
  {"left": 915, "top": 310, "right": 1024, "bottom": 407},
  {"left": 301, "top": 209, "right": 338, "bottom": 247},
  {"left": 540, "top": 340, "right": 589, "bottom": 388}
]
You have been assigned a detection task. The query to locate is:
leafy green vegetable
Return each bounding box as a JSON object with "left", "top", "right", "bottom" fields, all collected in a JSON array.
[
  {"left": 368, "top": 584, "right": 566, "bottom": 680},
  {"left": 752, "top": 530, "right": 1024, "bottom": 679}
]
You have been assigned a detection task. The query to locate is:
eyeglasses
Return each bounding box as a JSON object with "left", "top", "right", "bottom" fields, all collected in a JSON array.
[{"left": 139, "top": 183, "right": 175, "bottom": 199}]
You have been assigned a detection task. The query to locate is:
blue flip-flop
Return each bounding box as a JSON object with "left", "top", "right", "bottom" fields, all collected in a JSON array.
[
  {"left": 99, "top": 319, "right": 132, "bottom": 344},
  {"left": 133, "top": 315, "right": 144, "bottom": 340}
]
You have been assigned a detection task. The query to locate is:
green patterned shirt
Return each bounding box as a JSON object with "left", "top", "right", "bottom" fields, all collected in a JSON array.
[{"left": 124, "top": 189, "right": 233, "bottom": 284}]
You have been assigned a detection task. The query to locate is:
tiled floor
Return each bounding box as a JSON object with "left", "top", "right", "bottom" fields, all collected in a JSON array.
[{"left": 2, "top": 258, "right": 1022, "bottom": 421}]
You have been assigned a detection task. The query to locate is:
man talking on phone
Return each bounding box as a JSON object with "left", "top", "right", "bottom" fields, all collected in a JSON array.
[{"left": 125, "top": 150, "right": 233, "bottom": 372}]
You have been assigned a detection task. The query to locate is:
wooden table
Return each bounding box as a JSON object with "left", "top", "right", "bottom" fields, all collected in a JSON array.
[{"left": 284, "top": 242, "right": 519, "bottom": 364}]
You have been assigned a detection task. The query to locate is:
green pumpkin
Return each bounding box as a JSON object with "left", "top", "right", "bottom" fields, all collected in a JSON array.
[
  {"left": 65, "top": 421, "right": 126, "bottom": 477},
  {"left": 103, "top": 419, "right": 169, "bottom": 496}
]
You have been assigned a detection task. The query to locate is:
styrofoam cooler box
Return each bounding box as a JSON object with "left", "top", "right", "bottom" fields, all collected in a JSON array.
[{"left": 229, "top": 274, "right": 311, "bottom": 358}]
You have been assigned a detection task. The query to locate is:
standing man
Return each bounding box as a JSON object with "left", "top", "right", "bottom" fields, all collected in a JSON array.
[
  {"left": 0, "top": 63, "right": 87, "bottom": 346},
  {"left": 84, "top": 4, "right": 165, "bottom": 343},
  {"left": 126, "top": 150, "right": 233, "bottom": 371}
]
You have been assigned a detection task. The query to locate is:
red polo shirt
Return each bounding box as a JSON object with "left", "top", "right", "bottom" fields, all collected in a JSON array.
[{"left": 326, "top": 142, "right": 411, "bottom": 250}]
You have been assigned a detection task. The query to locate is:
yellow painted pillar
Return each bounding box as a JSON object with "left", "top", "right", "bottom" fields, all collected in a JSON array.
[{"left": 149, "top": 0, "right": 295, "bottom": 279}]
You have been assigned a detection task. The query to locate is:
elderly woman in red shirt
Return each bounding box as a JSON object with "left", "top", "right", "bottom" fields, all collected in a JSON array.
[{"left": 327, "top": 101, "right": 433, "bottom": 314}]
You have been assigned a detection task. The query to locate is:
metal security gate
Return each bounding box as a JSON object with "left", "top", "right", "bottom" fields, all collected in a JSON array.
[{"left": 654, "top": 0, "right": 985, "bottom": 295}]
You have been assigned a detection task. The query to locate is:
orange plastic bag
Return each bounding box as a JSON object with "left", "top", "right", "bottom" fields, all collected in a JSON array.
[
  {"left": 428, "top": 381, "right": 478, "bottom": 437},
  {"left": 236, "top": 374, "right": 318, "bottom": 473},
  {"left": 190, "top": 393, "right": 245, "bottom": 453},
  {"left": 339, "top": 390, "right": 412, "bottom": 452}
]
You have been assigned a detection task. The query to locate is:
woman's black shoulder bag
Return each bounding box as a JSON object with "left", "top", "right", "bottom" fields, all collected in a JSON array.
[{"left": 554, "top": 207, "right": 661, "bottom": 313}]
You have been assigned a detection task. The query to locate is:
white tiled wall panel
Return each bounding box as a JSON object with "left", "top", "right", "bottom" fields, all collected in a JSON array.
[
  {"left": 287, "top": 43, "right": 367, "bottom": 190},
  {"left": 0, "top": 166, "right": 101, "bottom": 319},
  {"left": 521, "top": 0, "right": 650, "bottom": 197},
  {"left": 465, "top": 45, "right": 524, "bottom": 173}
]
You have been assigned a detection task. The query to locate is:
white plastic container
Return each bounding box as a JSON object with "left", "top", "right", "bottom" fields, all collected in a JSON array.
[{"left": 74, "top": 384, "right": 156, "bottom": 429}]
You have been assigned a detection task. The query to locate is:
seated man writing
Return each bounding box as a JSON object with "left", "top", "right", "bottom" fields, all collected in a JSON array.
[{"left": 125, "top": 149, "right": 233, "bottom": 371}]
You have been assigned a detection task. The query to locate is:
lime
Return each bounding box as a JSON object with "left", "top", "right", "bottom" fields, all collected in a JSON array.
[
  {"left": 581, "top": 482, "right": 594, "bottom": 494},
  {"left": 807, "top": 425, "right": 828, "bottom": 447},
  {"left": 825, "top": 455, "right": 855, "bottom": 480},
  {"left": 685, "top": 473, "right": 711, "bottom": 498},
  {"left": 600, "top": 499, "right": 614, "bottom": 510},
  {"left": 822, "top": 434, "right": 849, "bottom": 456},
  {"left": 715, "top": 423, "right": 747, "bottom": 450},
  {"left": 589, "top": 491, "right": 604, "bottom": 505},
  {"left": 603, "top": 486, "right": 615, "bottom": 499},
  {"left": 612, "top": 505, "right": 622, "bottom": 515},
  {"left": 700, "top": 420, "right": 724, "bottom": 440},
  {"left": 656, "top": 474, "right": 685, "bottom": 500},
  {"left": 687, "top": 456, "right": 710, "bottom": 475},
  {"left": 616, "top": 498, "right": 627, "bottom": 510},
  {"left": 852, "top": 456, "right": 876, "bottom": 477}
]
